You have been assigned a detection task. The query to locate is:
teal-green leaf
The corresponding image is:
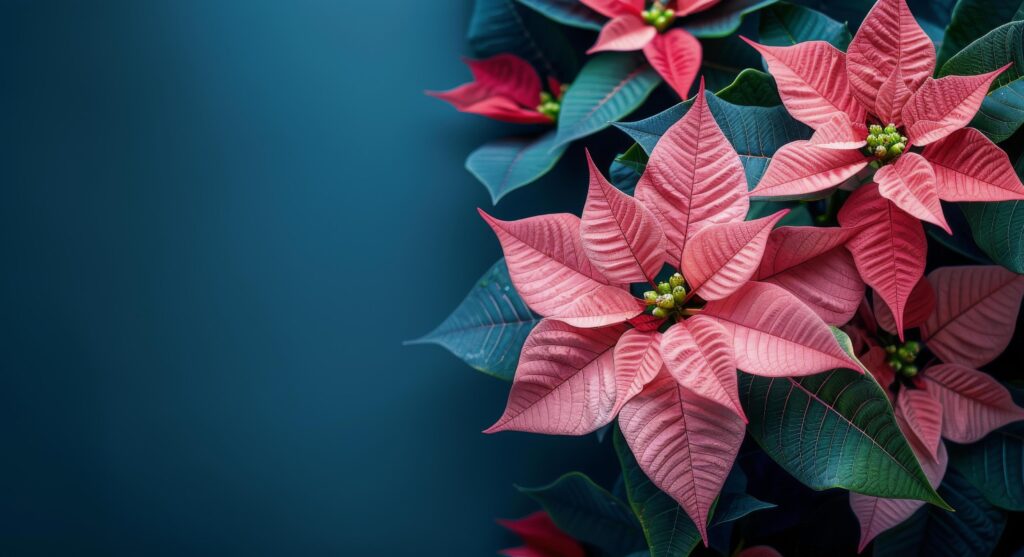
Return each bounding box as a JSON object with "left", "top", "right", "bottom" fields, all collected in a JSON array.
[
  {"left": 701, "top": 34, "right": 767, "bottom": 91},
  {"left": 739, "top": 367, "right": 948, "bottom": 507},
  {"left": 554, "top": 52, "right": 661, "bottom": 148},
  {"left": 406, "top": 259, "right": 539, "bottom": 380},
  {"left": 874, "top": 469, "right": 1007, "bottom": 557},
  {"left": 608, "top": 144, "right": 649, "bottom": 195},
  {"left": 926, "top": 202, "right": 992, "bottom": 264},
  {"left": 468, "top": 0, "right": 579, "bottom": 79},
  {"left": 519, "top": 472, "right": 645, "bottom": 556},
  {"left": 465, "top": 131, "right": 568, "bottom": 203},
  {"left": 937, "top": 0, "right": 1024, "bottom": 66},
  {"left": 759, "top": 2, "right": 852, "bottom": 48},
  {"left": 940, "top": 21, "right": 1024, "bottom": 143},
  {"left": 612, "top": 428, "right": 702, "bottom": 557},
  {"left": 961, "top": 153, "right": 1024, "bottom": 272},
  {"left": 614, "top": 92, "right": 811, "bottom": 188},
  {"left": 515, "top": 0, "right": 605, "bottom": 30},
  {"left": 949, "top": 421, "right": 1024, "bottom": 511},
  {"left": 715, "top": 69, "right": 782, "bottom": 107},
  {"left": 682, "top": 0, "right": 779, "bottom": 38}
]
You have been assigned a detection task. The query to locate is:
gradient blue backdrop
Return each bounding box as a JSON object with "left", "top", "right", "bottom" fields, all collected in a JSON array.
[{"left": 0, "top": 1, "right": 626, "bottom": 554}]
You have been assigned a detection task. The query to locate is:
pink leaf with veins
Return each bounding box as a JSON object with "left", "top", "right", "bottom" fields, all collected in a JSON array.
[
  {"left": 874, "top": 275, "right": 935, "bottom": 334},
  {"left": 480, "top": 210, "right": 642, "bottom": 327},
  {"left": 581, "top": 150, "right": 667, "bottom": 283},
  {"left": 498, "top": 511, "right": 585, "bottom": 557},
  {"left": 838, "top": 184, "right": 926, "bottom": 340},
  {"left": 618, "top": 369, "right": 746, "bottom": 545},
  {"left": 635, "top": 82, "right": 748, "bottom": 263},
  {"left": 923, "top": 128, "right": 1024, "bottom": 201},
  {"left": 682, "top": 210, "right": 789, "bottom": 301},
  {"left": 923, "top": 364, "right": 1024, "bottom": 443},
  {"left": 921, "top": 265, "right": 1024, "bottom": 368},
  {"left": 661, "top": 316, "right": 746, "bottom": 421},
  {"left": 758, "top": 247, "right": 864, "bottom": 325},
  {"left": 851, "top": 440, "right": 947, "bottom": 552},
  {"left": 756, "top": 225, "right": 861, "bottom": 276},
  {"left": 751, "top": 140, "right": 869, "bottom": 199},
  {"left": 587, "top": 15, "right": 656, "bottom": 53},
  {"left": 613, "top": 329, "right": 664, "bottom": 403},
  {"left": 875, "top": 152, "right": 950, "bottom": 233},
  {"left": 741, "top": 38, "right": 866, "bottom": 129},
  {"left": 675, "top": 0, "right": 720, "bottom": 17},
  {"left": 902, "top": 67, "right": 1009, "bottom": 146},
  {"left": 642, "top": 29, "right": 702, "bottom": 99},
  {"left": 581, "top": 0, "right": 644, "bottom": 18},
  {"left": 898, "top": 387, "right": 944, "bottom": 459},
  {"left": 485, "top": 319, "right": 627, "bottom": 435},
  {"left": 808, "top": 113, "right": 868, "bottom": 150},
  {"left": 702, "top": 281, "right": 861, "bottom": 377},
  {"left": 427, "top": 55, "right": 552, "bottom": 124},
  {"left": 846, "top": 0, "right": 935, "bottom": 124}
]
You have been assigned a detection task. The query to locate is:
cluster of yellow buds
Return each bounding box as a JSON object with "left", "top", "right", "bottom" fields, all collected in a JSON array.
[
  {"left": 885, "top": 340, "right": 922, "bottom": 377},
  {"left": 537, "top": 91, "right": 561, "bottom": 121},
  {"left": 642, "top": 2, "right": 676, "bottom": 32},
  {"left": 643, "top": 273, "right": 687, "bottom": 319},
  {"left": 866, "top": 123, "right": 908, "bottom": 162}
]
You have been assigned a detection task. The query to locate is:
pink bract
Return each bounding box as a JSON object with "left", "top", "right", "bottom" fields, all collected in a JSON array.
[
  {"left": 428, "top": 54, "right": 556, "bottom": 124},
  {"left": 482, "top": 81, "right": 861, "bottom": 545},
  {"left": 498, "top": 511, "right": 585, "bottom": 557}
]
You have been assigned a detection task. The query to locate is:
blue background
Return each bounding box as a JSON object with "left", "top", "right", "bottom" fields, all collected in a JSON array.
[{"left": 0, "top": 1, "right": 626, "bottom": 554}]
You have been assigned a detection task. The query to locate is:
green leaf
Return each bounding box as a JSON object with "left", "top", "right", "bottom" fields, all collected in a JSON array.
[
  {"left": 406, "top": 259, "right": 539, "bottom": 380},
  {"left": 468, "top": 0, "right": 579, "bottom": 80},
  {"left": 701, "top": 34, "right": 766, "bottom": 91},
  {"left": 926, "top": 202, "right": 992, "bottom": 264},
  {"left": 739, "top": 367, "right": 949, "bottom": 507},
  {"left": 609, "top": 144, "right": 649, "bottom": 196},
  {"left": 749, "top": 200, "right": 814, "bottom": 225},
  {"left": 874, "top": 469, "right": 1007, "bottom": 557},
  {"left": 937, "top": 0, "right": 1024, "bottom": 66},
  {"left": 759, "top": 2, "right": 852, "bottom": 48},
  {"left": 715, "top": 69, "right": 782, "bottom": 107},
  {"left": 465, "top": 131, "right": 568, "bottom": 203},
  {"left": 554, "top": 52, "right": 661, "bottom": 147},
  {"left": 683, "top": 0, "right": 779, "bottom": 38},
  {"left": 949, "top": 421, "right": 1024, "bottom": 511},
  {"left": 515, "top": 0, "right": 605, "bottom": 30},
  {"left": 519, "top": 472, "right": 645, "bottom": 556},
  {"left": 961, "top": 153, "right": 1024, "bottom": 272},
  {"left": 612, "top": 428, "right": 702, "bottom": 557},
  {"left": 940, "top": 21, "right": 1024, "bottom": 143},
  {"left": 614, "top": 92, "right": 811, "bottom": 188}
]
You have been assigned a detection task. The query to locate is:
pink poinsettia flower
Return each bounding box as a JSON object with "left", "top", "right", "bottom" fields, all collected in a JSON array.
[
  {"left": 497, "top": 511, "right": 584, "bottom": 557},
  {"left": 479, "top": 82, "right": 861, "bottom": 545},
  {"left": 742, "top": 0, "right": 1024, "bottom": 336},
  {"left": 582, "top": 0, "right": 717, "bottom": 97},
  {"left": 428, "top": 54, "right": 563, "bottom": 124},
  {"left": 843, "top": 265, "right": 1024, "bottom": 551}
]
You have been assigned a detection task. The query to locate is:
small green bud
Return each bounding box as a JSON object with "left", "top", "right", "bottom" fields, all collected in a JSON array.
[
  {"left": 672, "top": 285, "right": 687, "bottom": 303},
  {"left": 900, "top": 135, "right": 908, "bottom": 144},
  {"left": 664, "top": 8, "right": 675, "bottom": 18},
  {"left": 905, "top": 340, "right": 921, "bottom": 353},
  {"left": 869, "top": 124, "right": 883, "bottom": 135},
  {"left": 652, "top": 307, "right": 669, "bottom": 319},
  {"left": 643, "top": 291, "right": 659, "bottom": 304},
  {"left": 902, "top": 364, "right": 919, "bottom": 377},
  {"left": 641, "top": 9, "right": 651, "bottom": 19},
  {"left": 655, "top": 14, "right": 668, "bottom": 27},
  {"left": 885, "top": 344, "right": 897, "bottom": 354},
  {"left": 884, "top": 123, "right": 897, "bottom": 134},
  {"left": 656, "top": 293, "right": 675, "bottom": 309},
  {"left": 669, "top": 272, "right": 684, "bottom": 288},
  {"left": 897, "top": 347, "right": 914, "bottom": 363},
  {"left": 658, "top": 282, "right": 671, "bottom": 294},
  {"left": 866, "top": 135, "right": 878, "bottom": 147},
  {"left": 875, "top": 145, "right": 888, "bottom": 158},
  {"left": 888, "top": 357, "right": 903, "bottom": 372},
  {"left": 890, "top": 142, "right": 905, "bottom": 156},
  {"left": 540, "top": 92, "right": 553, "bottom": 103}
]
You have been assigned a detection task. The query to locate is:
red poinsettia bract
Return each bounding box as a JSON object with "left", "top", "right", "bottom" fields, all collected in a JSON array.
[
  {"left": 428, "top": 54, "right": 562, "bottom": 124},
  {"left": 582, "top": 0, "right": 715, "bottom": 97},
  {"left": 497, "top": 511, "right": 585, "bottom": 557},
  {"left": 480, "top": 82, "right": 861, "bottom": 544},
  {"left": 742, "top": 0, "right": 1024, "bottom": 337},
  {"left": 844, "top": 265, "right": 1024, "bottom": 551}
]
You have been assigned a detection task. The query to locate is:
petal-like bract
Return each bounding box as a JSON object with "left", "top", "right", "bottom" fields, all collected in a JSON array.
[
  {"left": 873, "top": 275, "right": 935, "bottom": 334},
  {"left": 642, "top": 29, "right": 702, "bottom": 99},
  {"left": 923, "top": 128, "right": 1024, "bottom": 201},
  {"left": 428, "top": 55, "right": 550, "bottom": 124},
  {"left": 923, "top": 364, "right": 1024, "bottom": 444},
  {"left": 661, "top": 317, "right": 745, "bottom": 421},
  {"left": 581, "top": 0, "right": 644, "bottom": 18},
  {"left": 588, "top": 15, "right": 657, "bottom": 54},
  {"left": 751, "top": 140, "right": 869, "bottom": 199},
  {"left": 498, "top": 511, "right": 586, "bottom": 557},
  {"left": 613, "top": 329, "right": 664, "bottom": 404},
  {"left": 875, "top": 152, "right": 950, "bottom": 233},
  {"left": 808, "top": 114, "right": 868, "bottom": 150},
  {"left": 902, "top": 68, "right": 1008, "bottom": 146},
  {"left": 682, "top": 210, "right": 788, "bottom": 301},
  {"left": 897, "top": 387, "right": 943, "bottom": 459}
]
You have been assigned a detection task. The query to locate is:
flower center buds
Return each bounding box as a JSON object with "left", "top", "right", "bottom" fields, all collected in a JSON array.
[
  {"left": 642, "top": 2, "right": 676, "bottom": 32},
  {"left": 865, "top": 123, "right": 907, "bottom": 163},
  {"left": 885, "top": 340, "right": 922, "bottom": 378},
  {"left": 537, "top": 91, "right": 561, "bottom": 122},
  {"left": 644, "top": 273, "right": 689, "bottom": 319}
]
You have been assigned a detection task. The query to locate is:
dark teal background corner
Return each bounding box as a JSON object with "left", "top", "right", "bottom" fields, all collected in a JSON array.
[{"left": 0, "top": 1, "right": 623, "bottom": 554}]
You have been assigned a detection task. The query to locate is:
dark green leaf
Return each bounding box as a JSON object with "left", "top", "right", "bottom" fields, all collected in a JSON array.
[
  {"left": 554, "top": 52, "right": 661, "bottom": 147},
  {"left": 926, "top": 202, "right": 992, "bottom": 264},
  {"left": 614, "top": 93, "right": 811, "bottom": 188},
  {"left": 465, "top": 131, "right": 568, "bottom": 203},
  {"left": 749, "top": 200, "right": 814, "bottom": 225},
  {"left": 874, "top": 469, "right": 1007, "bottom": 557},
  {"left": 406, "top": 259, "right": 539, "bottom": 380},
  {"left": 608, "top": 144, "right": 649, "bottom": 195},
  {"left": 612, "top": 428, "right": 702, "bottom": 557},
  {"left": 961, "top": 153, "right": 1024, "bottom": 272},
  {"left": 759, "top": 2, "right": 852, "bottom": 48},
  {"left": 949, "top": 421, "right": 1024, "bottom": 511},
  {"left": 683, "top": 0, "right": 779, "bottom": 38},
  {"left": 515, "top": 0, "right": 605, "bottom": 30},
  {"left": 937, "top": 0, "right": 1024, "bottom": 66},
  {"left": 519, "top": 472, "right": 645, "bottom": 556},
  {"left": 716, "top": 69, "right": 781, "bottom": 107},
  {"left": 940, "top": 21, "right": 1024, "bottom": 143},
  {"left": 701, "top": 34, "right": 765, "bottom": 91},
  {"left": 740, "top": 367, "right": 947, "bottom": 506},
  {"left": 468, "top": 0, "right": 579, "bottom": 79}
]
